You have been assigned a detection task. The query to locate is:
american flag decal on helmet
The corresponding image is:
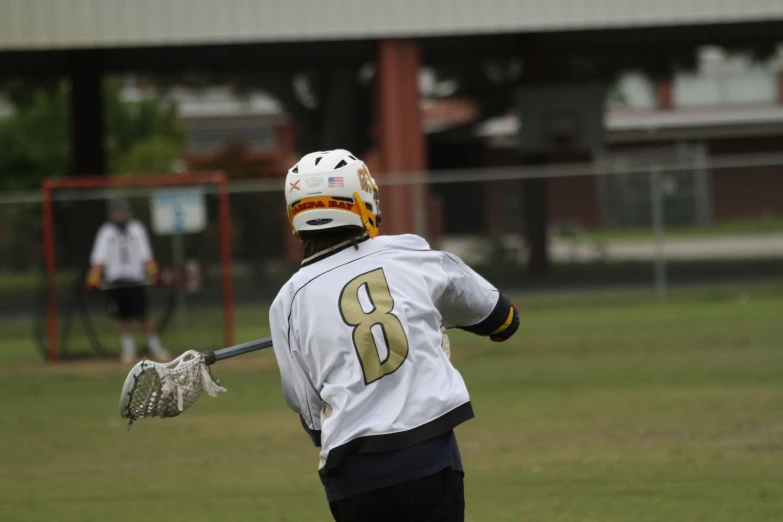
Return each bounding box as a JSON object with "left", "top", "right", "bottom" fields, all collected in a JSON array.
[{"left": 328, "top": 177, "right": 344, "bottom": 187}]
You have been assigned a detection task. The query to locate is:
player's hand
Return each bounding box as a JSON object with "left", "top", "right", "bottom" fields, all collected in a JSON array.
[
  {"left": 440, "top": 326, "right": 451, "bottom": 360},
  {"left": 145, "top": 261, "right": 160, "bottom": 285},
  {"left": 85, "top": 267, "right": 102, "bottom": 291}
]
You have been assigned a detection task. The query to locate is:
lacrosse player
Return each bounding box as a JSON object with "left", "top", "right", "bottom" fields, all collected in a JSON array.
[
  {"left": 86, "top": 198, "right": 170, "bottom": 364},
  {"left": 270, "top": 150, "right": 519, "bottom": 521}
]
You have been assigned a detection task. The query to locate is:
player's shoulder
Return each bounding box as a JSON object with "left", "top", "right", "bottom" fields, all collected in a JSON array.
[
  {"left": 271, "top": 275, "right": 309, "bottom": 327},
  {"left": 271, "top": 278, "right": 298, "bottom": 314},
  {"left": 96, "top": 222, "right": 116, "bottom": 237},
  {"left": 374, "top": 233, "right": 432, "bottom": 252},
  {"left": 127, "top": 220, "right": 147, "bottom": 233}
]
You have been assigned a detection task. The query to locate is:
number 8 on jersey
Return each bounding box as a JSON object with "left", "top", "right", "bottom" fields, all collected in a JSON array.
[{"left": 339, "top": 268, "right": 409, "bottom": 385}]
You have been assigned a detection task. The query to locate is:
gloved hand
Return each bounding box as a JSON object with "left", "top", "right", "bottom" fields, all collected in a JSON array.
[
  {"left": 85, "top": 267, "right": 102, "bottom": 291},
  {"left": 440, "top": 326, "right": 451, "bottom": 360},
  {"left": 145, "top": 261, "right": 160, "bottom": 285}
]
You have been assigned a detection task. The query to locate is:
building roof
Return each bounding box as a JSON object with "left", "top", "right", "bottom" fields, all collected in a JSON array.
[
  {"left": 477, "top": 105, "right": 783, "bottom": 147},
  {"left": 2, "top": 0, "right": 783, "bottom": 50},
  {"left": 162, "top": 87, "right": 282, "bottom": 120},
  {"left": 608, "top": 106, "right": 783, "bottom": 142}
]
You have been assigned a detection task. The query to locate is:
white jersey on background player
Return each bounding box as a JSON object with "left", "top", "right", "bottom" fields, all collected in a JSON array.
[
  {"left": 90, "top": 220, "right": 153, "bottom": 283},
  {"left": 87, "top": 198, "right": 170, "bottom": 364},
  {"left": 269, "top": 149, "right": 519, "bottom": 522}
]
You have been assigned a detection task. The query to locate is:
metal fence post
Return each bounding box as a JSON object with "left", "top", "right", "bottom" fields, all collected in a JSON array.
[{"left": 650, "top": 165, "right": 667, "bottom": 302}]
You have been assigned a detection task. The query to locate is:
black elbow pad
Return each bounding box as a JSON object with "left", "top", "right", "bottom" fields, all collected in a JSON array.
[
  {"left": 459, "top": 294, "right": 519, "bottom": 342},
  {"left": 489, "top": 302, "right": 519, "bottom": 342}
]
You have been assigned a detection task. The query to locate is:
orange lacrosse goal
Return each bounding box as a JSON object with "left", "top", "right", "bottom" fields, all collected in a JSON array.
[{"left": 41, "top": 173, "right": 234, "bottom": 362}]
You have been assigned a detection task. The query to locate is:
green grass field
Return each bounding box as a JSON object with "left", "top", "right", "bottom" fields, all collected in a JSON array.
[{"left": 1, "top": 285, "right": 782, "bottom": 521}]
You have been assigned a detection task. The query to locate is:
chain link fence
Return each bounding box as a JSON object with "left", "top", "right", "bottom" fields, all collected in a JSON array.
[{"left": 1, "top": 152, "right": 781, "bottom": 360}]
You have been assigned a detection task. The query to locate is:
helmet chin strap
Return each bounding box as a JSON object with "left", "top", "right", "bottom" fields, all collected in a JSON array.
[
  {"left": 286, "top": 204, "right": 302, "bottom": 240},
  {"left": 353, "top": 192, "right": 379, "bottom": 238}
]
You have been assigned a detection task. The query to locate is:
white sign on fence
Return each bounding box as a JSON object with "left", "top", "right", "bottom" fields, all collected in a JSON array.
[{"left": 150, "top": 189, "right": 206, "bottom": 235}]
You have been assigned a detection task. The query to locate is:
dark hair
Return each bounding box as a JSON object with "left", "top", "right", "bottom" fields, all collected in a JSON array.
[
  {"left": 300, "top": 226, "right": 366, "bottom": 259},
  {"left": 108, "top": 197, "right": 131, "bottom": 213}
]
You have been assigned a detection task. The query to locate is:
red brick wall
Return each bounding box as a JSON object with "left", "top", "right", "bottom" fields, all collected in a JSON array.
[
  {"left": 481, "top": 146, "right": 602, "bottom": 231},
  {"left": 711, "top": 166, "right": 783, "bottom": 220},
  {"left": 477, "top": 133, "right": 783, "bottom": 231},
  {"left": 480, "top": 175, "right": 601, "bottom": 233},
  {"left": 484, "top": 179, "right": 522, "bottom": 234},
  {"left": 548, "top": 175, "right": 601, "bottom": 228},
  {"left": 709, "top": 136, "right": 783, "bottom": 220}
]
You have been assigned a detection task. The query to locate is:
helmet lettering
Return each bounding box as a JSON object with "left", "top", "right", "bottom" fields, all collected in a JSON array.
[
  {"left": 291, "top": 200, "right": 327, "bottom": 216},
  {"left": 328, "top": 201, "right": 354, "bottom": 210}
]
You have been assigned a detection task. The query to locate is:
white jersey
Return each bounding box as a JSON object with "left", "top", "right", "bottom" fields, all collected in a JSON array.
[
  {"left": 90, "top": 220, "right": 153, "bottom": 283},
  {"left": 269, "top": 234, "right": 501, "bottom": 475}
]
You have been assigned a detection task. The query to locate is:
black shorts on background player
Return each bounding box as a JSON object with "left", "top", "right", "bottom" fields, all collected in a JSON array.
[{"left": 106, "top": 280, "right": 147, "bottom": 319}]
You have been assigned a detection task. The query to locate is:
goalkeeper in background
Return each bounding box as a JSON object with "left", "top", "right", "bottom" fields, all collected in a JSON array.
[{"left": 86, "top": 198, "right": 170, "bottom": 364}]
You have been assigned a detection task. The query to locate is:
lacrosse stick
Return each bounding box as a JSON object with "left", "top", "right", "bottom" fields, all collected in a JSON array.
[{"left": 118, "top": 337, "right": 273, "bottom": 427}]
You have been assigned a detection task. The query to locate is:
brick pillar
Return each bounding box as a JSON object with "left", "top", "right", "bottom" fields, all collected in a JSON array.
[
  {"left": 655, "top": 80, "right": 674, "bottom": 110},
  {"left": 376, "top": 39, "right": 428, "bottom": 237}
]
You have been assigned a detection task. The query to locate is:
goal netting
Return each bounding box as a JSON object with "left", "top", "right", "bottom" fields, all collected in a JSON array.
[{"left": 38, "top": 173, "right": 234, "bottom": 361}]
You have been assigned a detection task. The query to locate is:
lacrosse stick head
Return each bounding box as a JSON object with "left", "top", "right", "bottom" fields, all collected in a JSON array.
[{"left": 119, "top": 350, "right": 226, "bottom": 427}]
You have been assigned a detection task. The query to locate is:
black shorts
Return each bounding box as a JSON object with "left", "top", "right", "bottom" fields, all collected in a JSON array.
[
  {"left": 106, "top": 282, "right": 148, "bottom": 320},
  {"left": 328, "top": 468, "right": 464, "bottom": 522}
]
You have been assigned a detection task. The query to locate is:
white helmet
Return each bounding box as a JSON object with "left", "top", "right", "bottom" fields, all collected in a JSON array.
[{"left": 285, "top": 149, "right": 381, "bottom": 239}]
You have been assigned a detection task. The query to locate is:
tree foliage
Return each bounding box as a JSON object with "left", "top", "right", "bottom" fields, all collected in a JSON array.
[
  {"left": 0, "top": 78, "right": 183, "bottom": 190},
  {"left": 103, "top": 79, "right": 183, "bottom": 175},
  {"left": 0, "top": 81, "right": 71, "bottom": 189}
]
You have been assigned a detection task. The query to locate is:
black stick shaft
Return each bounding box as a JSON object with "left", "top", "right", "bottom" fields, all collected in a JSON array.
[
  {"left": 202, "top": 337, "right": 273, "bottom": 365},
  {"left": 100, "top": 282, "right": 153, "bottom": 290}
]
